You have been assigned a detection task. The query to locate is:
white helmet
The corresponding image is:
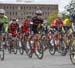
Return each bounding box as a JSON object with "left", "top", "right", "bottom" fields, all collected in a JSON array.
[
  {"left": 35, "top": 10, "right": 43, "bottom": 15},
  {"left": 57, "top": 13, "right": 63, "bottom": 19},
  {"left": 0, "top": 9, "right": 5, "bottom": 14}
]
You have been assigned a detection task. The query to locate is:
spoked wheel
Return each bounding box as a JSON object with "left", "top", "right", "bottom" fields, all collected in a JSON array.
[
  {"left": 35, "top": 41, "right": 43, "bottom": 59},
  {"left": 70, "top": 51, "right": 75, "bottom": 65},
  {"left": 8, "top": 44, "right": 12, "bottom": 54},
  {"left": 25, "top": 41, "right": 32, "bottom": 58},
  {"left": 59, "top": 39, "right": 67, "bottom": 56},
  {"left": 70, "top": 40, "right": 75, "bottom": 65},
  {"left": 48, "top": 39, "right": 56, "bottom": 55},
  {"left": 18, "top": 40, "right": 24, "bottom": 55},
  {"left": 40, "top": 37, "right": 48, "bottom": 52},
  {"left": 13, "top": 41, "right": 17, "bottom": 54},
  {"left": 0, "top": 42, "right": 4, "bottom": 61}
]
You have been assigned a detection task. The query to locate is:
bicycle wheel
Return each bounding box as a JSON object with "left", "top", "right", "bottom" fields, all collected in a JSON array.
[
  {"left": 70, "top": 40, "right": 75, "bottom": 65},
  {"left": 13, "top": 40, "right": 17, "bottom": 54},
  {"left": 25, "top": 40, "right": 32, "bottom": 57},
  {"left": 0, "top": 41, "right": 4, "bottom": 61},
  {"left": 40, "top": 35, "right": 48, "bottom": 51},
  {"left": 18, "top": 40, "right": 24, "bottom": 55},
  {"left": 59, "top": 39, "right": 67, "bottom": 56},
  {"left": 35, "top": 40, "right": 43, "bottom": 59},
  {"left": 48, "top": 39, "right": 56, "bottom": 55}
]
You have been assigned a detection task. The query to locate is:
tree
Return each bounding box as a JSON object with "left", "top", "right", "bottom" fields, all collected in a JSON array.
[
  {"left": 47, "top": 11, "right": 58, "bottom": 25},
  {"left": 65, "top": 0, "right": 75, "bottom": 13}
]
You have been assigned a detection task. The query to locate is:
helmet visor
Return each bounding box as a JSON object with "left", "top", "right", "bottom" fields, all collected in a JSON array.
[{"left": 0, "top": 13, "right": 4, "bottom": 15}]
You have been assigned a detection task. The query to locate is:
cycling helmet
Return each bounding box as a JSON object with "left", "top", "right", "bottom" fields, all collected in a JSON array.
[
  {"left": 57, "top": 13, "right": 63, "bottom": 19},
  {"left": 12, "top": 18, "right": 16, "bottom": 21},
  {"left": 35, "top": 10, "right": 43, "bottom": 15},
  {"left": 0, "top": 9, "right": 5, "bottom": 14},
  {"left": 26, "top": 15, "right": 32, "bottom": 18}
]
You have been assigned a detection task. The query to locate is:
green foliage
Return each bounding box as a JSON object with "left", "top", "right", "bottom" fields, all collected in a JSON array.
[
  {"left": 47, "top": 11, "right": 58, "bottom": 25},
  {"left": 65, "top": 0, "right": 75, "bottom": 13}
]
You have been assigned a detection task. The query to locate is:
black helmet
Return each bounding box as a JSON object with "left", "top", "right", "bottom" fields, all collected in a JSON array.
[
  {"left": 26, "top": 15, "right": 32, "bottom": 18},
  {"left": 35, "top": 10, "right": 43, "bottom": 15},
  {"left": 12, "top": 18, "right": 16, "bottom": 21}
]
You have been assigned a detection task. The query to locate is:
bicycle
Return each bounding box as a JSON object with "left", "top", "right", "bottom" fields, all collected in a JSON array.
[
  {"left": 0, "top": 23, "right": 5, "bottom": 60},
  {"left": 48, "top": 28, "right": 67, "bottom": 56},
  {"left": 8, "top": 33, "right": 18, "bottom": 54},
  {"left": 69, "top": 32, "right": 75, "bottom": 65}
]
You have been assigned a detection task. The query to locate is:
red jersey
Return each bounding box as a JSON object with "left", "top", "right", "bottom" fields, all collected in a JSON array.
[
  {"left": 50, "top": 18, "right": 64, "bottom": 27},
  {"left": 21, "top": 19, "right": 30, "bottom": 33},
  {"left": 9, "top": 23, "right": 19, "bottom": 36}
]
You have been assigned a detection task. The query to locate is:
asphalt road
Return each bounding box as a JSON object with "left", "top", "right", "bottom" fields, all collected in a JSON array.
[{"left": 0, "top": 50, "right": 75, "bottom": 68}]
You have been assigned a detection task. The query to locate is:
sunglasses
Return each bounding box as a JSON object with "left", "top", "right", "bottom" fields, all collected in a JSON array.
[
  {"left": 36, "top": 14, "right": 42, "bottom": 16},
  {"left": 0, "top": 13, "right": 4, "bottom": 15}
]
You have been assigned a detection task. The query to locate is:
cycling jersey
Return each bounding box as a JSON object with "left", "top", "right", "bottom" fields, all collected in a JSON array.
[
  {"left": 50, "top": 18, "right": 64, "bottom": 27},
  {"left": 32, "top": 16, "right": 43, "bottom": 25},
  {"left": 21, "top": 19, "right": 30, "bottom": 33},
  {"left": 32, "top": 16, "right": 43, "bottom": 33},
  {"left": 50, "top": 18, "right": 64, "bottom": 32},
  {"left": 64, "top": 18, "right": 71, "bottom": 26},
  {"left": 9, "top": 23, "right": 19, "bottom": 36},
  {"left": 0, "top": 15, "right": 8, "bottom": 32}
]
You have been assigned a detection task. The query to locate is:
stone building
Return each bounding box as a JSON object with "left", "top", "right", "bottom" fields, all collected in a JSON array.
[{"left": 0, "top": 3, "right": 58, "bottom": 22}]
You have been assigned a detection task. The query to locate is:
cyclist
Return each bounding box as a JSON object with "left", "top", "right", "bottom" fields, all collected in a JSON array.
[
  {"left": 50, "top": 14, "right": 64, "bottom": 32},
  {"left": 32, "top": 10, "right": 43, "bottom": 34},
  {"left": 42, "top": 20, "right": 48, "bottom": 34},
  {"left": 9, "top": 18, "right": 19, "bottom": 37},
  {"left": 21, "top": 15, "right": 32, "bottom": 34},
  {"left": 0, "top": 9, "right": 8, "bottom": 33},
  {"left": 0, "top": 9, "right": 8, "bottom": 48},
  {"left": 31, "top": 10, "right": 44, "bottom": 55},
  {"left": 50, "top": 14, "right": 66, "bottom": 49},
  {"left": 63, "top": 15, "right": 71, "bottom": 32}
]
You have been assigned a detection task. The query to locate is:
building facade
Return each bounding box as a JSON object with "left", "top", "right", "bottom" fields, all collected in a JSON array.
[
  {"left": 0, "top": 3, "right": 58, "bottom": 22},
  {"left": 16, "top": 0, "right": 34, "bottom": 2}
]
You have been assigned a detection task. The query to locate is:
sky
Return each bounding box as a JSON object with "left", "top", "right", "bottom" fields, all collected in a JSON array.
[{"left": 0, "top": 0, "right": 71, "bottom": 12}]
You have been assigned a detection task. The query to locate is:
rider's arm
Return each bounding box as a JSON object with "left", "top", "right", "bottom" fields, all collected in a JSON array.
[{"left": 4, "top": 16, "right": 9, "bottom": 32}]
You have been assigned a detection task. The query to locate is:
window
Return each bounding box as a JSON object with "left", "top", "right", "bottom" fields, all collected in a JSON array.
[
  {"left": 13, "top": 12, "right": 14, "bottom": 15},
  {"left": 16, "top": 12, "right": 17, "bottom": 15},
  {"left": 13, "top": 6, "right": 14, "bottom": 10},
  {"left": 4, "top": 6, "right": 5, "bottom": 9},
  {"left": 6, "top": 12, "right": 8, "bottom": 15},
  {"left": 10, "top": 6, "right": 11, "bottom": 9},
  {"left": 29, "top": 7, "right": 31, "bottom": 10},
  {"left": 10, "top": 12, "right": 11, "bottom": 15},
  {"left": 24, "top": 12, "right": 25, "bottom": 15},
  {"left": 21, "top": 6, "right": 23, "bottom": 10},
  {"left": 7, "top": 6, "right": 8, "bottom": 9},
  {"left": 24, "top": 6, "right": 25, "bottom": 10}
]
